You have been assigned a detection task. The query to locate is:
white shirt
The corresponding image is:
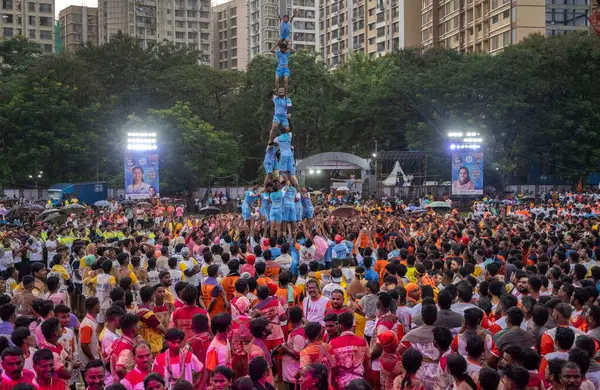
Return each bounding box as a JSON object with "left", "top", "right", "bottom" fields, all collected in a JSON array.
[
  {"left": 28, "top": 236, "right": 43, "bottom": 262},
  {"left": 45, "top": 240, "right": 58, "bottom": 264},
  {"left": 168, "top": 269, "right": 183, "bottom": 297},
  {"left": 303, "top": 295, "right": 330, "bottom": 325}
]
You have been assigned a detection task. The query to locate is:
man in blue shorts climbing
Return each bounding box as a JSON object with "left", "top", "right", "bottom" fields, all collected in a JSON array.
[
  {"left": 271, "top": 42, "right": 295, "bottom": 96},
  {"left": 269, "top": 87, "right": 292, "bottom": 142},
  {"left": 242, "top": 183, "right": 261, "bottom": 234},
  {"left": 273, "top": 127, "right": 297, "bottom": 188},
  {"left": 277, "top": 9, "right": 298, "bottom": 46},
  {"left": 263, "top": 143, "right": 279, "bottom": 186}
]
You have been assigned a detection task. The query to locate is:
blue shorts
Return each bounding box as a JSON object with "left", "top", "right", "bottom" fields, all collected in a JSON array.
[
  {"left": 242, "top": 204, "right": 251, "bottom": 221},
  {"left": 303, "top": 208, "right": 314, "bottom": 219},
  {"left": 279, "top": 155, "right": 295, "bottom": 173},
  {"left": 296, "top": 205, "right": 303, "bottom": 222},
  {"left": 264, "top": 162, "right": 275, "bottom": 175},
  {"left": 273, "top": 115, "right": 289, "bottom": 127},
  {"left": 280, "top": 33, "right": 290, "bottom": 41},
  {"left": 276, "top": 67, "right": 290, "bottom": 78},
  {"left": 282, "top": 204, "right": 296, "bottom": 222},
  {"left": 270, "top": 208, "right": 282, "bottom": 223},
  {"left": 260, "top": 207, "right": 270, "bottom": 221}
]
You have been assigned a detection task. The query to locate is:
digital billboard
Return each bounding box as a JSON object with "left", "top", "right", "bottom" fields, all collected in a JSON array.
[{"left": 451, "top": 151, "right": 483, "bottom": 196}]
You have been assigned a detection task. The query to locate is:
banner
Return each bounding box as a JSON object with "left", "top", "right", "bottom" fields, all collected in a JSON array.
[
  {"left": 124, "top": 152, "right": 160, "bottom": 199},
  {"left": 451, "top": 151, "right": 483, "bottom": 195}
]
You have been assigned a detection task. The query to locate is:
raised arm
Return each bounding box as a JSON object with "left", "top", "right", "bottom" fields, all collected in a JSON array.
[{"left": 290, "top": 8, "right": 299, "bottom": 21}]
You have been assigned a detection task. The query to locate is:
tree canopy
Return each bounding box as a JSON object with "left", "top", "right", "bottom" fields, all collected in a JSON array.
[{"left": 1, "top": 31, "right": 599, "bottom": 193}]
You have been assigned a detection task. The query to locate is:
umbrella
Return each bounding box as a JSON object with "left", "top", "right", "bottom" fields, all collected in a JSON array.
[
  {"left": 94, "top": 200, "right": 111, "bottom": 207},
  {"left": 44, "top": 213, "right": 67, "bottom": 223},
  {"left": 311, "top": 191, "right": 322, "bottom": 195},
  {"left": 36, "top": 209, "right": 59, "bottom": 221},
  {"left": 428, "top": 201, "right": 452, "bottom": 209},
  {"left": 160, "top": 197, "right": 173, "bottom": 202},
  {"left": 59, "top": 204, "right": 86, "bottom": 215},
  {"left": 137, "top": 202, "right": 153, "bottom": 209},
  {"left": 336, "top": 186, "right": 350, "bottom": 192},
  {"left": 489, "top": 200, "right": 504, "bottom": 205},
  {"left": 199, "top": 206, "right": 221, "bottom": 215},
  {"left": 332, "top": 205, "right": 359, "bottom": 217},
  {"left": 120, "top": 200, "right": 135, "bottom": 205},
  {"left": 24, "top": 204, "right": 45, "bottom": 213},
  {"left": 411, "top": 208, "right": 427, "bottom": 214}
]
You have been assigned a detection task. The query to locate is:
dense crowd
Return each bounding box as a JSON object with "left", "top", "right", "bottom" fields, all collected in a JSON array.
[{"left": 0, "top": 189, "right": 599, "bottom": 390}]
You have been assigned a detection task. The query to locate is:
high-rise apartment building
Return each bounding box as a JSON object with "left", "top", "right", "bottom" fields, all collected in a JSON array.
[
  {"left": 99, "top": 0, "right": 211, "bottom": 64},
  {"left": 319, "top": 0, "right": 420, "bottom": 67},
  {"left": 58, "top": 6, "right": 99, "bottom": 53},
  {"left": 212, "top": 0, "right": 248, "bottom": 69},
  {"left": 248, "top": 0, "right": 319, "bottom": 61},
  {"left": 0, "top": 0, "right": 55, "bottom": 53},
  {"left": 421, "top": 0, "right": 592, "bottom": 54}
]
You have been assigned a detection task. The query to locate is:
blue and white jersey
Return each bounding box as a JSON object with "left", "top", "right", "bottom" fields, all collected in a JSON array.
[
  {"left": 301, "top": 193, "right": 313, "bottom": 210},
  {"left": 274, "top": 132, "right": 293, "bottom": 157},
  {"left": 264, "top": 145, "right": 278, "bottom": 165},
  {"left": 270, "top": 190, "right": 283, "bottom": 209},
  {"left": 282, "top": 186, "right": 297, "bottom": 206},
  {"left": 276, "top": 50, "right": 291, "bottom": 68},
  {"left": 260, "top": 192, "right": 271, "bottom": 211},
  {"left": 273, "top": 96, "right": 292, "bottom": 116},
  {"left": 243, "top": 190, "right": 258, "bottom": 206}
]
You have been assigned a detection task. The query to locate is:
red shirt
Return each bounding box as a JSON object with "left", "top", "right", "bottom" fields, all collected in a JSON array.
[
  {"left": 0, "top": 370, "right": 36, "bottom": 390},
  {"left": 174, "top": 298, "right": 185, "bottom": 309},
  {"left": 171, "top": 305, "right": 209, "bottom": 342},
  {"left": 186, "top": 332, "right": 212, "bottom": 364},
  {"left": 33, "top": 378, "right": 68, "bottom": 390}
]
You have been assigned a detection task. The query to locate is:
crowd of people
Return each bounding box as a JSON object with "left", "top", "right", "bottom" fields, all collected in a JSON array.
[
  {"left": 1, "top": 3, "right": 600, "bottom": 389},
  {"left": 0, "top": 188, "right": 599, "bottom": 390}
]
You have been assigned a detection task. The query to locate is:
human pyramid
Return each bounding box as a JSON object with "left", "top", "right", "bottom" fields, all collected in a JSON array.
[{"left": 241, "top": 9, "right": 315, "bottom": 239}]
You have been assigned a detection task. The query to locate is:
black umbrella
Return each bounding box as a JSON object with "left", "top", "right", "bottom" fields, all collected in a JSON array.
[
  {"left": 199, "top": 206, "right": 221, "bottom": 215},
  {"left": 332, "top": 205, "right": 360, "bottom": 217}
]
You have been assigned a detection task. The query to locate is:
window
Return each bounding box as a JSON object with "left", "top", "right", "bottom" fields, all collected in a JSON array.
[
  {"left": 3, "top": 27, "right": 13, "bottom": 37},
  {"left": 39, "top": 30, "right": 52, "bottom": 39},
  {"left": 175, "top": 10, "right": 184, "bottom": 17},
  {"left": 2, "top": 0, "right": 12, "bottom": 10},
  {"left": 502, "top": 31, "right": 510, "bottom": 46},
  {"left": 176, "top": 21, "right": 184, "bottom": 28},
  {"left": 167, "top": 31, "right": 172, "bottom": 36},
  {"left": 188, "top": 31, "right": 197, "bottom": 39},
  {"left": 511, "top": 6, "right": 516, "bottom": 22},
  {"left": 503, "top": 10, "right": 509, "bottom": 19},
  {"left": 167, "top": 20, "right": 172, "bottom": 25},
  {"left": 28, "top": 1, "right": 34, "bottom": 11},
  {"left": 230, "top": 7, "right": 236, "bottom": 16},
  {"left": 187, "top": 10, "right": 196, "bottom": 17},
  {"left": 28, "top": 16, "right": 35, "bottom": 25},
  {"left": 231, "top": 48, "right": 237, "bottom": 57},
  {"left": 492, "top": 15, "right": 498, "bottom": 24},
  {"left": 491, "top": 35, "right": 499, "bottom": 50},
  {"left": 39, "top": 3, "right": 51, "bottom": 12},
  {"left": 368, "top": 22, "right": 374, "bottom": 30},
  {"left": 176, "top": 31, "right": 184, "bottom": 39},
  {"left": 39, "top": 17, "right": 52, "bottom": 26},
  {"left": 187, "top": 21, "right": 196, "bottom": 28},
  {"left": 43, "top": 44, "right": 52, "bottom": 53},
  {"left": 29, "top": 29, "right": 35, "bottom": 38}
]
